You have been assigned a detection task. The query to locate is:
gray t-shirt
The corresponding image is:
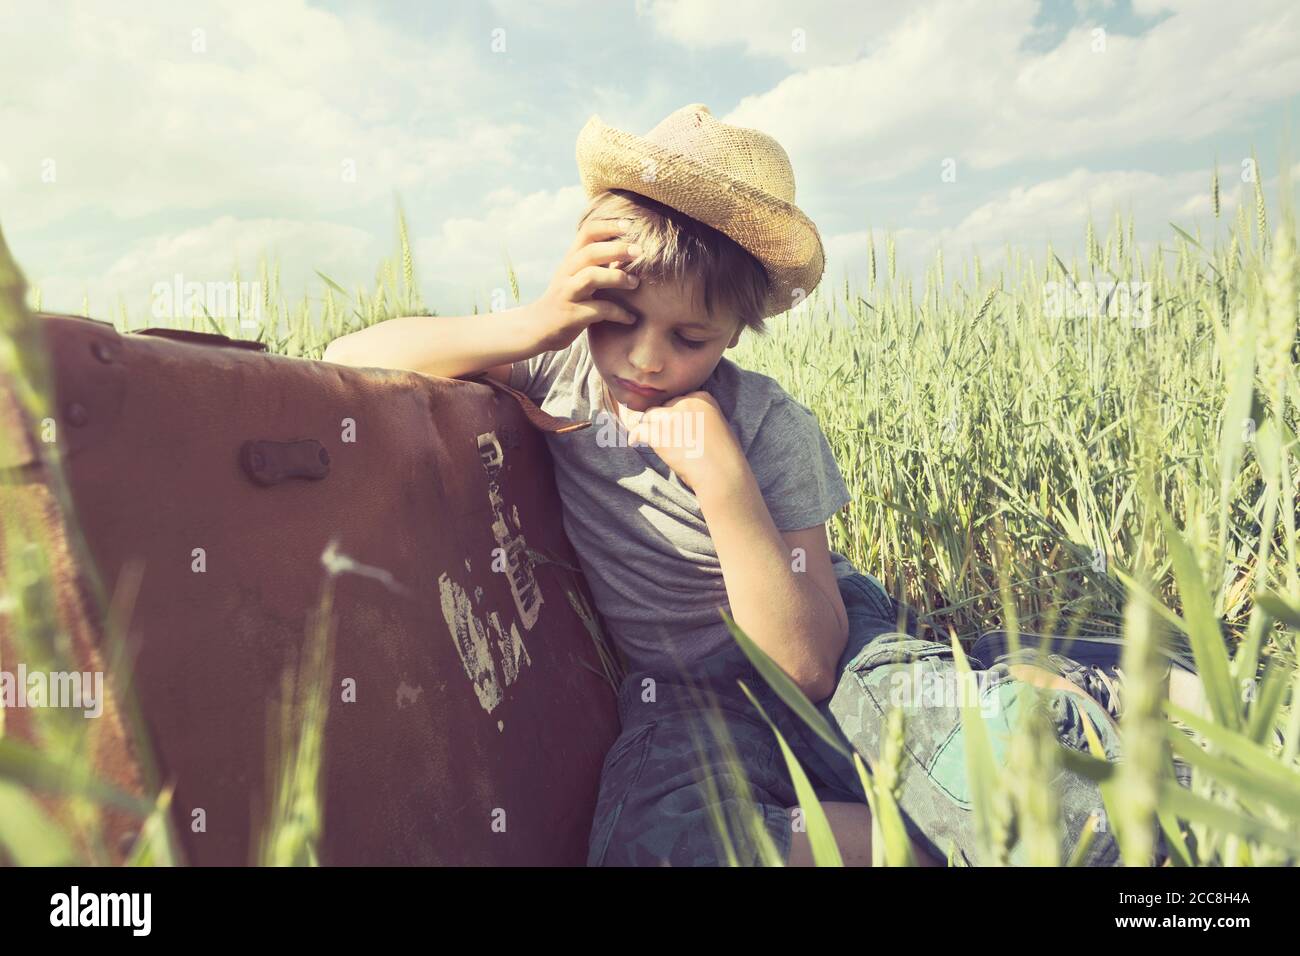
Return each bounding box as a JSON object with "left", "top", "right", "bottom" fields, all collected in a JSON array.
[{"left": 510, "top": 332, "right": 855, "bottom": 676}]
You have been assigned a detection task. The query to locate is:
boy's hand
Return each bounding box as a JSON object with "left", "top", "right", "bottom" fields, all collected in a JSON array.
[
  {"left": 522, "top": 218, "right": 643, "bottom": 353},
  {"left": 623, "top": 390, "right": 745, "bottom": 496}
]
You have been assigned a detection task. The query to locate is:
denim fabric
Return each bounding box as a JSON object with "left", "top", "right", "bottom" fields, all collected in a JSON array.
[
  {"left": 586, "top": 571, "right": 1124, "bottom": 866},
  {"left": 808, "top": 574, "right": 1125, "bottom": 866},
  {"left": 584, "top": 629, "right": 798, "bottom": 866}
]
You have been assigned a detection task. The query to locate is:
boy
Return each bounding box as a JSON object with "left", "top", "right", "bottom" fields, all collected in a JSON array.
[{"left": 324, "top": 104, "right": 1183, "bottom": 867}]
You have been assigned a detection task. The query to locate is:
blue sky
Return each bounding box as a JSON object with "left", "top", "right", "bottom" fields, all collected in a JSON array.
[{"left": 2, "top": 0, "right": 1297, "bottom": 321}]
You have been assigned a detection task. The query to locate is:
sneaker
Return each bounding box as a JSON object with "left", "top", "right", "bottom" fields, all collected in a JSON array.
[
  {"left": 1052, "top": 654, "right": 1127, "bottom": 726},
  {"left": 974, "top": 632, "right": 1214, "bottom": 865},
  {"left": 975, "top": 630, "right": 1201, "bottom": 789},
  {"left": 971, "top": 629, "right": 1198, "bottom": 674}
]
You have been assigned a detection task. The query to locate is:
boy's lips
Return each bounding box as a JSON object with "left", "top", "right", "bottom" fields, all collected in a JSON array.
[{"left": 614, "top": 376, "right": 663, "bottom": 396}]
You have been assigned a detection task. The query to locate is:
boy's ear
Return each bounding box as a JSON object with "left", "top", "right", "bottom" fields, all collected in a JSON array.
[{"left": 726, "top": 321, "right": 743, "bottom": 349}]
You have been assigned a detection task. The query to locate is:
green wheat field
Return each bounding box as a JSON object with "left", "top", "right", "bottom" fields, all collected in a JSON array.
[{"left": 1, "top": 162, "right": 1298, "bottom": 866}]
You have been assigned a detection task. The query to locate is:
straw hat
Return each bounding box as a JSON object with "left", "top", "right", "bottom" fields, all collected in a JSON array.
[{"left": 575, "top": 103, "right": 825, "bottom": 319}]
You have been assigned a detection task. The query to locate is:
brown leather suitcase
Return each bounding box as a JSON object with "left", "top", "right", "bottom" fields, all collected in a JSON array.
[{"left": 0, "top": 311, "right": 622, "bottom": 865}]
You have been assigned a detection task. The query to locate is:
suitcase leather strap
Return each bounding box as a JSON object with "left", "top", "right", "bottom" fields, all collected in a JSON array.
[
  {"left": 465, "top": 373, "right": 591, "bottom": 435},
  {"left": 134, "top": 327, "right": 269, "bottom": 351}
]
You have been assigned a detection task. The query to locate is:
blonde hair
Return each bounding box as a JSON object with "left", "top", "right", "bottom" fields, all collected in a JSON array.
[{"left": 575, "top": 189, "right": 772, "bottom": 337}]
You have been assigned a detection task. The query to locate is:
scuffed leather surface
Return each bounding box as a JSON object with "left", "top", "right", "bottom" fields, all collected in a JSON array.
[{"left": 0, "top": 314, "right": 619, "bottom": 865}]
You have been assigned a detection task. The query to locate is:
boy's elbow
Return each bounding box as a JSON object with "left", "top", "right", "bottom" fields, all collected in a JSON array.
[
  {"left": 801, "top": 662, "right": 839, "bottom": 704},
  {"left": 803, "top": 673, "right": 835, "bottom": 705},
  {"left": 806, "top": 624, "right": 848, "bottom": 703},
  {"left": 321, "top": 337, "right": 353, "bottom": 365}
]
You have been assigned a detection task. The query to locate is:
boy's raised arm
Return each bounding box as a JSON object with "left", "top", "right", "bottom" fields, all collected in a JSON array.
[
  {"left": 321, "top": 219, "right": 642, "bottom": 381},
  {"left": 321, "top": 307, "right": 537, "bottom": 381}
]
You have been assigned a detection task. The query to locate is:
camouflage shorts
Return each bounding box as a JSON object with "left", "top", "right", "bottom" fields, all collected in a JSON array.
[{"left": 586, "top": 571, "right": 1125, "bottom": 867}]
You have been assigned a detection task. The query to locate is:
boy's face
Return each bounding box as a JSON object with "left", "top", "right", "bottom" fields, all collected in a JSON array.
[{"left": 587, "top": 274, "right": 743, "bottom": 412}]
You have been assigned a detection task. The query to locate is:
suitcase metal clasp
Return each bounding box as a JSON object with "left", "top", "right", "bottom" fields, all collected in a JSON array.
[{"left": 240, "top": 438, "right": 330, "bottom": 486}]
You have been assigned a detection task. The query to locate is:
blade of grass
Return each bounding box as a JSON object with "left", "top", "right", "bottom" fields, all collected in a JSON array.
[{"left": 737, "top": 680, "right": 843, "bottom": 867}]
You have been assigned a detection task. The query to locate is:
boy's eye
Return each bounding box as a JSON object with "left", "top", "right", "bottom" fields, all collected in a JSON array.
[{"left": 608, "top": 315, "right": 707, "bottom": 349}]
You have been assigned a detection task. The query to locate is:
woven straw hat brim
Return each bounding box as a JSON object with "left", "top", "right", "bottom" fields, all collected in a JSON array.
[{"left": 576, "top": 116, "right": 825, "bottom": 319}]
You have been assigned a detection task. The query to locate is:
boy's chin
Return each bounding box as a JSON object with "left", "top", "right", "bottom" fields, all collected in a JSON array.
[{"left": 615, "top": 393, "right": 664, "bottom": 412}]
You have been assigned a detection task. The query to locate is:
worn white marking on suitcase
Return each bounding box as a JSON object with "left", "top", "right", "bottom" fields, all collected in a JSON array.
[
  {"left": 438, "top": 572, "right": 504, "bottom": 713},
  {"left": 487, "top": 610, "right": 531, "bottom": 687},
  {"left": 395, "top": 681, "right": 424, "bottom": 709},
  {"left": 477, "top": 430, "right": 544, "bottom": 631}
]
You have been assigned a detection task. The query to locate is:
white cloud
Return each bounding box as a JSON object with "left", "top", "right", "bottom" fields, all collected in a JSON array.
[
  {"left": 645, "top": 0, "right": 911, "bottom": 66},
  {"left": 0, "top": 0, "right": 525, "bottom": 233},
  {"left": 913, "top": 192, "right": 943, "bottom": 217},
  {"left": 5, "top": 0, "right": 1296, "bottom": 325},
  {"left": 487, "top": 0, "right": 588, "bottom": 28},
  {"left": 31, "top": 215, "right": 380, "bottom": 320},
  {"left": 1072, "top": 0, "right": 1118, "bottom": 15},
  {"left": 416, "top": 184, "right": 591, "bottom": 313},
  {"left": 820, "top": 163, "right": 1254, "bottom": 288},
  {"left": 714, "top": 0, "right": 1300, "bottom": 190}
]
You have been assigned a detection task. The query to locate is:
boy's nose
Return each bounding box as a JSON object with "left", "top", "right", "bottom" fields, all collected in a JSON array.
[{"left": 628, "top": 340, "right": 664, "bottom": 375}]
